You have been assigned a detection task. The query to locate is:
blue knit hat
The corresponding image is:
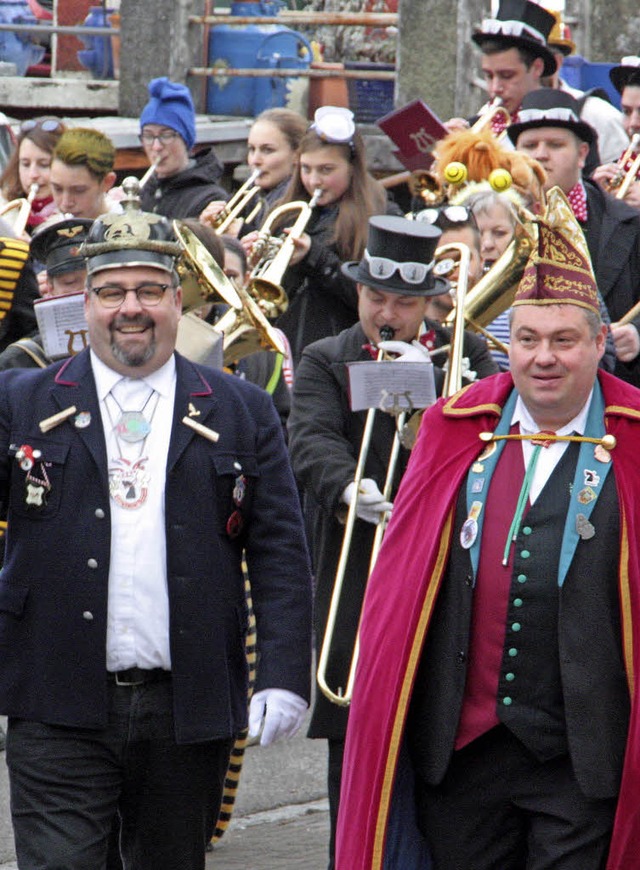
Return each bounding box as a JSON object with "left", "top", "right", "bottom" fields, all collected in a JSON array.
[{"left": 139, "top": 77, "right": 196, "bottom": 151}]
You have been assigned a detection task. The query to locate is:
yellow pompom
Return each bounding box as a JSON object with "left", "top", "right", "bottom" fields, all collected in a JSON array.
[
  {"left": 489, "top": 168, "right": 512, "bottom": 192},
  {"left": 444, "top": 162, "right": 468, "bottom": 185}
]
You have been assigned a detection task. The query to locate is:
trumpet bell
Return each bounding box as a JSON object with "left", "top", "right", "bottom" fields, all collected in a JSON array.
[
  {"left": 0, "top": 198, "right": 31, "bottom": 236},
  {"left": 173, "top": 220, "right": 243, "bottom": 313},
  {"left": 247, "top": 276, "right": 289, "bottom": 320}
]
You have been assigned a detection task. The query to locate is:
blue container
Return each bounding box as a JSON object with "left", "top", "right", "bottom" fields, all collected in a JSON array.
[
  {"left": 0, "top": 1, "right": 45, "bottom": 75},
  {"left": 344, "top": 61, "right": 395, "bottom": 124},
  {"left": 77, "top": 5, "right": 115, "bottom": 80},
  {"left": 207, "top": 0, "right": 311, "bottom": 117},
  {"left": 254, "top": 30, "right": 312, "bottom": 115},
  {"left": 561, "top": 55, "right": 621, "bottom": 110}
]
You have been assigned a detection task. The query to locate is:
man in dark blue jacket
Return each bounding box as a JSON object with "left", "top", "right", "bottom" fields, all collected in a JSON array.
[{"left": 0, "top": 187, "right": 312, "bottom": 870}]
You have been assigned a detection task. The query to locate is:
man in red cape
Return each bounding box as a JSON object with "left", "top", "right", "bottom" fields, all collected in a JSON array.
[{"left": 337, "top": 190, "right": 640, "bottom": 869}]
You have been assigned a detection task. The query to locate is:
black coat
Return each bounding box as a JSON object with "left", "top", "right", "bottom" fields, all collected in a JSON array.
[
  {"left": 0, "top": 350, "right": 312, "bottom": 742},
  {"left": 583, "top": 179, "right": 640, "bottom": 385},
  {"left": 140, "top": 148, "right": 229, "bottom": 220},
  {"left": 288, "top": 321, "right": 498, "bottom": 739}
]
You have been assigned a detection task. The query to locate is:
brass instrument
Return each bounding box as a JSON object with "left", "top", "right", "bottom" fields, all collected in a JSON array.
[
  {"left": 173, "top": 219, "right": 284, "bottom": 366},
  {"left": 211, "top": 168, "right": 262, "bottom": 235},
  {"left": 436, "top": 242, "right": 472, "bottom": 396},
  {"left": 444, "top": 208, "right": 537, "bottom": 342},
  {"left": 246, "top": 188, "right": 322, "bottom": 320},
  {"left": 407, "top": 169, "right": 447, "bottom": 209},
  {"left": 173, "top": 220, "right": 243, "bottom": 313},
  {"left": 471, "top": 97, "right": 511, "bottom": 141},
  {"left": 605, "top": 134, "right": 640, "bottom": 197},
  {"left": 0, "top": 182, "right": 38, "bottom": 236},
  {"left": 316, "top": 325, "right": 398, "bottom": 707}
]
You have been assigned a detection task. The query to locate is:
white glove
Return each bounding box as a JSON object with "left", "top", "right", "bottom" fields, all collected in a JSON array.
[
  {"left": 248, "top": 688, "right": 308, "bottom": 747},
  {"left": 378, "top": 339, "right": 432, "bottom": 363},
  {"left": 342, "top": 478, "right": 393, "bottom": 525}
]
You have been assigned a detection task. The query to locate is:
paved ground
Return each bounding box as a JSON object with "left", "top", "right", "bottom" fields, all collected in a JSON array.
[{"left": 0, "top": 713, "right": 331, "bottom": 870}]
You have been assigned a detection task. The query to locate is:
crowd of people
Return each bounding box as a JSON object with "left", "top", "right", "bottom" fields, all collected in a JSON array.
[{"left": 0, "top": 0, "right": 639, "bottom": 867}]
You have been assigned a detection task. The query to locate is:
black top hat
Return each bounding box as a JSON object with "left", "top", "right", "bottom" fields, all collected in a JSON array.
[
  {"left": 80, "top": 177, "right": 181, "bottom": 277},
  {"left": 341, "top": 215, "right": 449, "bottom": 297},
  {"left": 609, "top": 57, "right": 640, "bottom": 95},
  {"left": 472, "top": 0, "right": 557, "bottom": 77},
  {"left": 30, "top": 218, "right": 93, "bottom": 277},
  {"left": 507, "top": 87, "right": 596, "bottom": 145}
]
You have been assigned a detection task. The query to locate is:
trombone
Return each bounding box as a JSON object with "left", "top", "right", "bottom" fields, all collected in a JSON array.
[
  {"left": 605, "top": 134, "right": 640, "bottom": 198},
  {"left": 316, "top": 326, "right": 397, "bottom": 707}
]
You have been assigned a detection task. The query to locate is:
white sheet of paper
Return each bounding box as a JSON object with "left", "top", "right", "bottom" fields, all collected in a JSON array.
[
  {"left": 346, "top": 360, "right": 437, "bottom": 413},
  {"left": 34, "top": 292, "right": 89, "bottom": 360}
]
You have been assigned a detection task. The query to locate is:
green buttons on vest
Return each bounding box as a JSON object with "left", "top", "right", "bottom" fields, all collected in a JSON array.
[
  {"left": 508, "top": 647, "right": 518, "bottom": 657},
  {"left": 503, "top": 696, "right": 512, "bottom": 706},
  {"left": 520, "top": 550, "right": 530, "bottom": 559},
  {"left": 522, "top": 526, "right": 532, "bottom": 535},
  {"left": 512, "top": 623, "right": 521, "bottom": 632},
  {"left": 514, "top": 598, "right": 523, "bottom": 607},
  {"left": 505, "top": 672, "right": 515, "bottom": 682},
  {"left": 517, "top": 574, "right": 527, "bottom": 583}
]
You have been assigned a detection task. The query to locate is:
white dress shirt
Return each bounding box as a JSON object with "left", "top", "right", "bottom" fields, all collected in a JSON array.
[
  {"left": 91, "top": 350, "right": 176, "bottom": 671},
  {"left": 512, "top": 390, "right": 593, "bottom": 504}
]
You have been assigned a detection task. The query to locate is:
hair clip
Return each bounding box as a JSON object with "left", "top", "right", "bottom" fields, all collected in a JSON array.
[{"left": 310, "top": 106, "right": 356, "bottom": 146}]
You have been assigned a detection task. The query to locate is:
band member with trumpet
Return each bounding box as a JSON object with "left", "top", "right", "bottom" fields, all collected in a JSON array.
[
  {"left": 139, "top": 77, "right": 229, "bottom": 220},
  {"left": 199, "top": 108, "right": 308, "bottom": 235},
  {"left": 338, "top": 192, "right": 640, "bottom": 870},
  {"left": 265, "top": 106, "right": 403, "bottom": 366},
  {"left": 0, "top": 197, "right": 312, "bottom": 870},
  {"left": 288, "top": 215, "right": 497, "bottom": 870},
  {"left": 592, "top": 57, "right": 640, "bottom": 209},
  {"left": 509, "top": 88, "right": 640, "bottom": 385},
  {"left": 0, "top": 116, "right": 65, "bottom": 236},
  {"left": 445, "top": 0, "right": 556, "bottom": 138}
]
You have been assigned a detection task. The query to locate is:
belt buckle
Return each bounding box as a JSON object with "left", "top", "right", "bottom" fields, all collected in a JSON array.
[{"left": 114, "top": 669, "right": 144, "bottom": 687}]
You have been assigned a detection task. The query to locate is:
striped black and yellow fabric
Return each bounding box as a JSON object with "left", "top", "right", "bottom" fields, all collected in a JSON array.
[
  {"left": 210, "top": 566, "right": 257, "bottom": 844},
  {"left": 0, "top": 238, "right": 29, "bottom": 322}
]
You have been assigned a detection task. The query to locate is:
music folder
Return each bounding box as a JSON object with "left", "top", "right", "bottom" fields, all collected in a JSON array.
[
  {"left": 377, "top": 99, "right": 449, "bottom": 171},
  {"left": 34, "top": 292, "right": 89, "bottom": 360}
]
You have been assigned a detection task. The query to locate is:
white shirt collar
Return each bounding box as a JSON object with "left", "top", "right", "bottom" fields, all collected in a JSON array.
[
  {"left": 511, "top": 388, "right": 593, "bottom": 437},
  {"left": 90, "top": 349, "right": 177, "bottom": 402}
]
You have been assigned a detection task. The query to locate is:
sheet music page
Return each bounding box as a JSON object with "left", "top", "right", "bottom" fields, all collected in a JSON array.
[
  {"left": 346, "top": 360, "right": 436, "bottom": 412},
  {"left": 34, "top": 292, "right": 89, "bottom": 360}
]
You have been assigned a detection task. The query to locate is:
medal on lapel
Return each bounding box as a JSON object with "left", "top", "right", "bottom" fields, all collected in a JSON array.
[
  {"left": 460, "top": 501, "right": 483, "bottom": 549},
  {"left": 16, "top": 445, "right": 52, "bottom": 508},
  {"left": 108, "top": 457, "right": 150, "bottom": 509}
]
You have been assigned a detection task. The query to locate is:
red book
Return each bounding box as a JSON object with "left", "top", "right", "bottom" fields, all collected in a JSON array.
[{"left": 378, "top": 99, "right": 448, "bottom": 170}]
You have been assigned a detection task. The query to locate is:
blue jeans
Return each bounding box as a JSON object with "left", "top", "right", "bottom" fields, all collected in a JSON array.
[{"left": 6, "top": 676, "right": 233, "bottom": 870}]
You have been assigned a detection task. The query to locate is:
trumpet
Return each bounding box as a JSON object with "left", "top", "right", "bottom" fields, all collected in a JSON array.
[
  {"left": 316, "top": 325, "right": 400, "bottom": 707},
  {"left": 605, "top": 134, "right": 640, "bottom": 197},
  {"left": 246, "top": 188, "right": 322, "bottom": 320},
  {"left": 0, "top": 182, "right": 39, "bottom": 237},
  {"left": 173, "top": 219, "right": 243, "bottom": 313},
  {"left": 471, "top": 97, "right": 511, "bottom": 140},
  {"left": 210, "top": 169, "right": 263, "bottom": 235}
]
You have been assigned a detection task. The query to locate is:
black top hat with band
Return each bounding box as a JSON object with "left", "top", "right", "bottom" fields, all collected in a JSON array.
[
  {"left": 80, "top": 177, "right": 181, "bottom": 277},
  {"left": 472, "top": 0, "right": 556, "bottom": 77},
  {"left": 341, "top": 215, "right": 448, "bottom": 298},
  {"left": 30, "top": 218, "right": 93, "bottom": 277},
  {"left": 507, "top": 87, "right": 596, "bottom": 145},
  {"left": 609, "top": 56, "right": 640, "bottom": 95}
]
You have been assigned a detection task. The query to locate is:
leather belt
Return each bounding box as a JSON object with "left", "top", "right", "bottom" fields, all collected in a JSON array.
[{"left": 107, "top": 667, "right": 171, "bottom": 687}]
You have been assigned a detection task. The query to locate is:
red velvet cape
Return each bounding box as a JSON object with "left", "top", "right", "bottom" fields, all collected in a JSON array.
[{"left": 337, "top": 371, "right": 640, "bottom": 870}]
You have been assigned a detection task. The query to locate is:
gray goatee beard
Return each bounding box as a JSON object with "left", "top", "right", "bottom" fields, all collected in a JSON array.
[{"left": 110, "top": 316, "right": 155, "bottom": 367}]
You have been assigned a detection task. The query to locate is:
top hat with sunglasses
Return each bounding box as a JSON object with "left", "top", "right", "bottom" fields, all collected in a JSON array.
[
  {"left": 609, "top": 56, "right": 640, "bottom": 95},
  {"left": 342, "top": 215, "right": 448, "bottom": 297}
]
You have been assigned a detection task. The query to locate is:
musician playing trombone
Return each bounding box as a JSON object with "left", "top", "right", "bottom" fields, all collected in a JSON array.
[
  {"left": 338, "top": 193, "right": 640, "bottom": 870},
  {"left": 287, "top": 215, "right": 497, "bottom": 870}
]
